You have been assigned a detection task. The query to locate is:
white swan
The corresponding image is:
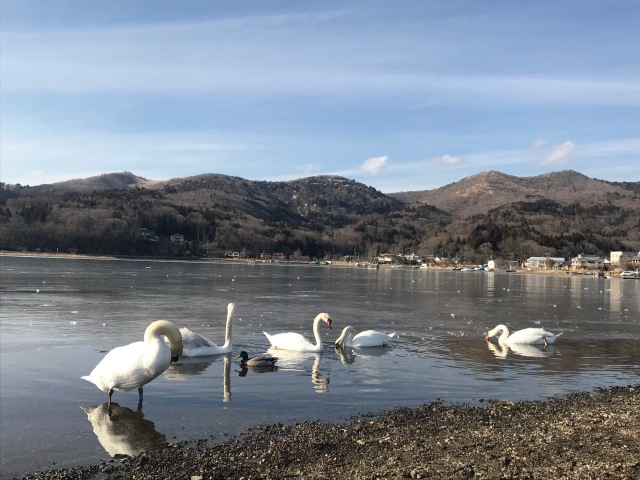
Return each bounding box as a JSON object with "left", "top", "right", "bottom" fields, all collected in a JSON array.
[
  {"left": 263, "top": 313, "right": 332, "bottom": 352},
  {"left": 334, "top": 325, "right": 395, "bottom": 348},
  {"left": 485, "top": 324, "right": 562, "bottom": 347},
  {"left": 179, "top": 303, "right": 235, "bottom": 356},
  {"left": 82, "top": 320, "right": 183, "bottom": 406}
]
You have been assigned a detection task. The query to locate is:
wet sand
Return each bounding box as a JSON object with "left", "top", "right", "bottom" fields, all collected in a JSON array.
[{"left": 17, "top": 385, "right": 639, "bottom": 480}]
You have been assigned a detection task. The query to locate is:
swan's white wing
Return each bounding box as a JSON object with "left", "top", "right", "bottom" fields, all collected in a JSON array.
[
  {"left": 506, "top": 327, "right": 558, "bottom": 345},
  {"left": 83, "top": 340, "right": 170, "bottom": 392},
  {"left": 178, "top": 327, "right": 230, "bottom": 356},
  {"left": 180, "top": 328, "right": 218, "bottom": 348},
  {"left": 351, "top": 330, "right": 395, "bottom": 347},
  {"left": 264, "top": 331, "right": 319, "bottom": 351}
]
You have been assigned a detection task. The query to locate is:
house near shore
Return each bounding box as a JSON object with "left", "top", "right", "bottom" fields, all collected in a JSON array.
[
  {"left": 524, "top": 256, "right": 567, "bottom": 270},
  {"left": 571, "top": 254, "right": 605, "bottom": 271},
  {"left": 170, "top": 233, "right": 185, "bottom": 244},
  {"left": 138, "top": 227, "right": 159, "bottom": 242},
  {"left": 376, "top": 253, "right": 394, "bottom": 264},
  {"left": 610, "top": 251, "right": 640, "bottom": 267}
]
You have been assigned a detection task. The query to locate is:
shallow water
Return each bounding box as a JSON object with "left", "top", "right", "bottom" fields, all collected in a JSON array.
[{"left": 1, "top": 256, "right": 639, "bottom": 478}]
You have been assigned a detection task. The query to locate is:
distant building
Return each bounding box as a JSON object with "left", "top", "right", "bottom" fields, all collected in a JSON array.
[
  {"left": 525, "top": 256, "right": 566, "bottom": 269},
  {"left": 571, "top": 254, "right": 604, "bottom": 271},
  {"left": 610, "top": 251, "right": 636, "bottom": 266},
  {"left": 138, "top": 228, "right": 159, "bottom": 242},
  {"left": 170, "top": 234, "right": 185, "bottom": 244},
  {"left": 376, "top": 253, "right": 394, "bottom": 264}
]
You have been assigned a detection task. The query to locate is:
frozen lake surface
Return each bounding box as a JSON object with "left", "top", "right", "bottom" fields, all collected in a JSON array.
[{"left": 1, "top": 256, "right": 639, "bottom": 478}]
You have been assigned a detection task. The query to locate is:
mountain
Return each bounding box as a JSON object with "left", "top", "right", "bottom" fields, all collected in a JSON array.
[
  {"left": 29, "top": 172, "right": 150, "bottom": 192},
  {"left": 389, "top": 170, "right": 639, "bottom": 218},
  {"left": 1, "top": 170, "right": 638, "bottom": 262}
]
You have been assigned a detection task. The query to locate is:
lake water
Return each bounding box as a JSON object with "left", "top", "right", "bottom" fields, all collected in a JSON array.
[{"left": 1, "top": 256, "right": 639, "bottom": 479}]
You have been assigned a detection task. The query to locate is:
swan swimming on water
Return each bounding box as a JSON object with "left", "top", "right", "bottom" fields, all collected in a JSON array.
[
  {"left": 263, "top": 313, "right": 332, "bottom": 352},
  {"left": 334, "top": 325, "right": 395, "bottom": 348},
  {"left": 178, "top": 303, "right": 236, "bottom": 356},
  {"left": 82, "top": 320, "right": 183, "bottom": 407},
  {"left": 485, "top": 324, "right": 562, "bottom": 347}
]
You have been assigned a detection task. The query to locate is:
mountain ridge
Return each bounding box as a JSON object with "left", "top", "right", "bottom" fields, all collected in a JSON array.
[{"left": 2, "top": 169, "right": 638, "bottom": 261}]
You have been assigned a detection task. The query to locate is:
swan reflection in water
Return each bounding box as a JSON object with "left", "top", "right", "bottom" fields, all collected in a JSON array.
[
  {"left": 335, "top": 343, "right": 392, "bottom": 364},
  {"left": 335, "top": 345, "right": 356, "bottom": 364},
  {"left": 267, "top": 348, "right": 329, "bottom": 393},
  {"left": 82, "top": 402, "right": 167, "bottom": 457},
  {"left": 487, "top": 341, "right": 557, "bottom": 358},
  {"left": 164, "top": 355, "right": 232, "bottom": 402}
]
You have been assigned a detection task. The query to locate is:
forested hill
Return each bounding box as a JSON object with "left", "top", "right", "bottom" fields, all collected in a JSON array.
[{"left": 1, "top": 170, "right": 638, "bottom": 263}]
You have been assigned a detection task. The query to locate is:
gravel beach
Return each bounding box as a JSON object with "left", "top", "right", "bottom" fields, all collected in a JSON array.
[{"left": 17, "top": 384, "right": 639, "bottom": 480}]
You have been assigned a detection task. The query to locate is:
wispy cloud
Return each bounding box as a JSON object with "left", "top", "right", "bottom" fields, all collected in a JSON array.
[
  {"left": 1, "top": 12, "right": 638, "bottom": 107},
  {"left": 435, "top": 154, "right": 461, "bottom": 165},
  {"left": 0, "top": 130, "right": 260, "bottom": 184},
  {"left": 360, "top": 156, "right": 388, "bottom": 175},
  {"left": 539, "top": 141, "right": 576, "bottom": 166}
]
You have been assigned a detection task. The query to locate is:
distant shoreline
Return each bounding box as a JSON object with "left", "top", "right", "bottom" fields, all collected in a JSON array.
[{"left": 1, "top": 250, "right": 630, "bottom": 277}]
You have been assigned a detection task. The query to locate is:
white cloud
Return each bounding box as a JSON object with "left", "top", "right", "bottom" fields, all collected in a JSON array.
[
  {"left": 435, "top": 154, "right": 461, "bottom": 165},
  {"left": 539, "top": 141, "right": 576, "bottom": 165},
  {"left": 360, "top": 156, "right": 388, "bottom": 175}
]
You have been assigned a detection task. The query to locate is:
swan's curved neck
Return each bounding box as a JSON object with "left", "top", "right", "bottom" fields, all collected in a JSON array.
[
  {"left": 343, "top": 326, "right": 356, "bottom": 347},
  {"left": 312, "top": 315, "right": 324, "bottom": 349},
  {"left": 145, "top": 320, "right": 183, "bottom": 357},
  {"left": 496, "top": 324, "right": 510, "bottom": 342},
  {"left": 222, "top": 304, "right": 235, "bottom": 349}
]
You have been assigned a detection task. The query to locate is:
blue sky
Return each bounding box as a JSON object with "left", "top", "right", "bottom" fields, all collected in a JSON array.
[{"left": 1, "top": 0, "right": 638, "bottom": 192}]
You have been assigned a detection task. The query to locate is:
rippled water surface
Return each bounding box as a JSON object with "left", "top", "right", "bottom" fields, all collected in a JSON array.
[{"left": 1, "top": 256, "right": 639, "bottom": 478}]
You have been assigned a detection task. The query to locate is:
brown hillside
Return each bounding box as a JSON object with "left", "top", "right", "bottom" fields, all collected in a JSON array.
[{"left": 390, "top": 170, "right": 637, "bottom": 218}]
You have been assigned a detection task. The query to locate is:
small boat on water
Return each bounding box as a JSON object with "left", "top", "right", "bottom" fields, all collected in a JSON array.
[{"left": 367, "top": 263, "right": 379, "bottom": 270}]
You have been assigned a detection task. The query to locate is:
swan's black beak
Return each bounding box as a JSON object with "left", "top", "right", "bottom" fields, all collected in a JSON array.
[
  {"left": 171, "top": 354, "right": 180, "bottom": 363},
  {"left": 327, "top": 319, "right": 332, "bottom": 329}
]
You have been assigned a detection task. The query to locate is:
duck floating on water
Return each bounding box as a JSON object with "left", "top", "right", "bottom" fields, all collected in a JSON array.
[{"left": 236, "top": 351, "right": 278, "bottom": 367}]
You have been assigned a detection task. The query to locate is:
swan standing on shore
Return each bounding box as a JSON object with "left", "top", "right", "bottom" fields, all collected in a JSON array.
[
  {"left": 179, "top": 303, "right": 235, "bottom": 356},
  {"left": 334, "top": 326, "right": 395, "bottom": 348},
  {"left": 485, "top": 324, "right": 562, "bottom": 347},
  {"left": 82, "top": 320, "right": 183, "bottom": 407},
  {"left": 263, "top": 313, "right": 332, "bottom": 352}
]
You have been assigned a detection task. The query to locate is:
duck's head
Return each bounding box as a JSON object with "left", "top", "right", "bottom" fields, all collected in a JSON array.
[{"left": 236, "top": 351, "right": 249, "bottom": 361}]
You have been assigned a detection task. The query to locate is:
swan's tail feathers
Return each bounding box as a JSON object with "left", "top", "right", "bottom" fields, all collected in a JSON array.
[
  {"left": 556, "top": 332, "right": 564, "bottom": 337},
  {"left": 388, "top": 332, "right": 397, "bottom": 338},
  {"left": 81, "top": 375, "right": 91, "bottom": 383}
]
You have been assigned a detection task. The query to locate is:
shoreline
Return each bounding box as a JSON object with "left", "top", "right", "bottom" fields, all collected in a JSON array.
[
  {"left": 17, "top": 384, "right": 640, "bottom": 480},
  {"left": 0, "top": 251, "right": 626, "bottom": 277}
]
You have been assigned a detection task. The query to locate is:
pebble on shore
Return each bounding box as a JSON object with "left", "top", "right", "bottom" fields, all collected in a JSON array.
[{"left": 18, "top": 385, "right": 640, "bottom": 480}]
